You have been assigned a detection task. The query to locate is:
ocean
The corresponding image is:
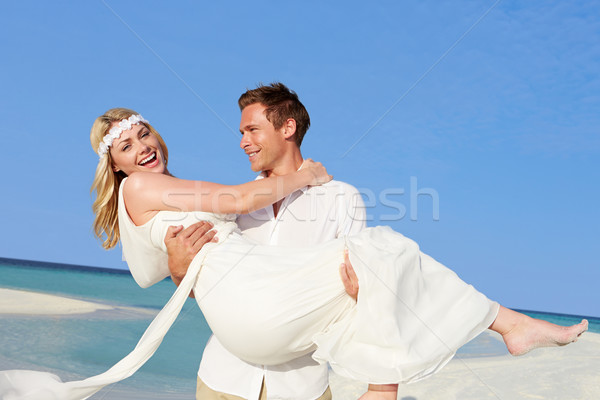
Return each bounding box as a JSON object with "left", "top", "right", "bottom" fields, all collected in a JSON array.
[
  {"left": 0, "top": 258, "right": 209, "bottom": 397},
  {"left": 1, "top": 257, "right": 598, "bottom": 398}
]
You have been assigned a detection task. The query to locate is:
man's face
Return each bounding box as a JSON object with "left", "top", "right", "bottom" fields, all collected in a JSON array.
[{"left": 239, "top": 103, "right": 287, "bottom": 173}]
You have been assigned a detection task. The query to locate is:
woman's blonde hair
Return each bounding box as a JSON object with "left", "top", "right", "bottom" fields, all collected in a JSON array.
[{"left": 90, "top": 108, "right": 169, "bottom": 249}]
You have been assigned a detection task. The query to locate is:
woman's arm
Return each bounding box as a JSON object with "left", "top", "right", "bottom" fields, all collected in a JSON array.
[{"left": 123, "top": 159, "right": 331, "bottom": 225}]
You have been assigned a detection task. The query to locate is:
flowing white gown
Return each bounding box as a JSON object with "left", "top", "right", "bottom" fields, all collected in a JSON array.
[{"left": 0, "top": 181, "right": 498, "bottom": 399}]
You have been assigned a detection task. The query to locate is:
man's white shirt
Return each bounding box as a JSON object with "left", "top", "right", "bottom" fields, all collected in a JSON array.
[{"left": 198, "top": 178, "right": 366, "bottom": 400}]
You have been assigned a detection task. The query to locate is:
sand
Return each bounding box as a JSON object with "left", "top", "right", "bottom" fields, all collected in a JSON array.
[
  {"left": 329, "top": 330, "right": 600, "bottom": 399},
  {"left": 0, "top": 288, "right": 114, "bottom": 315}
]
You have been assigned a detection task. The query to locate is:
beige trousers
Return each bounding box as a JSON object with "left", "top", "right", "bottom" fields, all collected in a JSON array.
[{"left": 196, "top": 378, "right": 332, "bottom": 400}]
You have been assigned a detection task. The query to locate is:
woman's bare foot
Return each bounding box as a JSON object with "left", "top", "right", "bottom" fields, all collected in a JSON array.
[{"left": 490, "top": 306, "right": 588, "bottom": 356}]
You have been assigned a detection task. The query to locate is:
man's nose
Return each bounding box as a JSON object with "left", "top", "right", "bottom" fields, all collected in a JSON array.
[{"left": 240, "top": 133, "right": 250, "bottom": 149}]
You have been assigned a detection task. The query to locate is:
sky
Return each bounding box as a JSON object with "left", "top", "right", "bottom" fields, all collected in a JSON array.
[{"left": 0, "top": 1, "right": 598, "bottom": 317}]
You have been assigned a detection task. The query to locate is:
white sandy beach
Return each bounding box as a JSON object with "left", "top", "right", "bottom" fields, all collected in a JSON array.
[
  {"left": 0, "top": 288, "right": 159, "bottom": 318},
  {"left": 0, "top": 288, "right": 114, "bottom": 315},
  {"left": 329, "top": 330, "right": 600, "bottom": 399},
  {"left": 1, "top": 288, "right": 598, "bottom": 399}
]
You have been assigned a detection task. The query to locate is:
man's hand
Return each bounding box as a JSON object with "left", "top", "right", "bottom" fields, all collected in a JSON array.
[
  {"left": 164, "top": 221, "right": 218, "bottom": 290},
  {"left": 339, "top": 249, "right": 359, "bottom": 301}
]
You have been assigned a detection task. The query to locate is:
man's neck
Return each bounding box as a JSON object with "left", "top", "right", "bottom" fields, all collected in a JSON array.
[
  {"left": 263, "top": 150, "right": 303, "bottom": 217},
  {"left": 264, "top": 150, "right": 304, "bottom": 178}
]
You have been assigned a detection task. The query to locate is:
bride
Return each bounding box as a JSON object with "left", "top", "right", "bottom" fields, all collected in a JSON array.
[{"left": 0, "top": 109, "right": 587, "bottom": 400}]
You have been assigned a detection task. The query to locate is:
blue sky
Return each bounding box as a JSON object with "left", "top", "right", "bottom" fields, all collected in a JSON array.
[{"left": 0, "top": 1, "right": 598, "bottom": 317}]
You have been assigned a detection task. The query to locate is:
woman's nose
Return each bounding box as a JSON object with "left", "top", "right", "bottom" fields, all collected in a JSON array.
[{"left": 139, "top": 143, "right": 151, "bottom": 154}]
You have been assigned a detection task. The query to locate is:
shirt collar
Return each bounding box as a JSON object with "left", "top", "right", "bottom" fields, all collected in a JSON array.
[{"left": 255, "top": 168, "right": 309, "bottom": 194}]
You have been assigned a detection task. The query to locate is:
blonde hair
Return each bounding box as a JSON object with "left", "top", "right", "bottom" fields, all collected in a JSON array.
[{"left": 90, "top": 108, "right": 169, "bottom": 249}]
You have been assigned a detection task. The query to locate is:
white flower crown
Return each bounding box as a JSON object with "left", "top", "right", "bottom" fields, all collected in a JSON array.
[{"left": 97, "top": 114, "right": 149, "bottom": 158}]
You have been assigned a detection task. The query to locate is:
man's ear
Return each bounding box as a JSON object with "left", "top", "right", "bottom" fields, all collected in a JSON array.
[{"left": 282, "top": 118, "right": 297, "bottom": 140}]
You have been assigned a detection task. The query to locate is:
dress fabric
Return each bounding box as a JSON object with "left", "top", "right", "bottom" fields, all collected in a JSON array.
[
  {"left": 198, "top": 178, "right": 366, "bottom": 400},
  {"left": 0, "top": 183, "right": 498, "bottom": 399}
]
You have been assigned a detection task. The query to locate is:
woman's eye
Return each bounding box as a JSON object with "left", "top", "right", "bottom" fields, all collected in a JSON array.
[
  {"left": 122, "top": 144, "right": 130, "bottom": 151},
  {"left": 141, "top": 131, "right": 150, "bottom": 137}
]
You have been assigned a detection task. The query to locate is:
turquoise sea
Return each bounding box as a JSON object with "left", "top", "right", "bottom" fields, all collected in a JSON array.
[
  {"left": 1, "top": 257, "right": 598, "bottom": 398},
  {"left": 0, "top": 258, "right": 209, "bottom": 397}
]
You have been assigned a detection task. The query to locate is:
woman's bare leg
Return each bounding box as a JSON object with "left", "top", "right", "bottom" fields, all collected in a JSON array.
[
  {"left": 489, "top": 305, "right": 588, "bottom": 356},
  {"left": 357, "top": 306, "right": 587, "bottom": 399}
]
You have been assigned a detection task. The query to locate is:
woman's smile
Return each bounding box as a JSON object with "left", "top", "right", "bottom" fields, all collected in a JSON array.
[{"left": 139, "top": 151, "right": 158, "bottom": 167}]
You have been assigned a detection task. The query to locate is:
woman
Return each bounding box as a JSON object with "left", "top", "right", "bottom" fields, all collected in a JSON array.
[{"left": 0, "top": 109, "right": 587, "bottom": 400}]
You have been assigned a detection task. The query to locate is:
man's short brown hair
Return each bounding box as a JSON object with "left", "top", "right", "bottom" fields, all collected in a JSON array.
[{"left": 238, "top": 82, "right": 310, "bottom": 147}]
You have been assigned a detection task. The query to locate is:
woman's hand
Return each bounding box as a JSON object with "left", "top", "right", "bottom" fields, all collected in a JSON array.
[{"left": 300, "top": 158, "right": 333, "bottom": 186}]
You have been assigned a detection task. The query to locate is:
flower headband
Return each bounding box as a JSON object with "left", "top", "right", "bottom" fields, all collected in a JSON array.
[{"left": 97, "top": 114, "right": 149, "bottom": 158}]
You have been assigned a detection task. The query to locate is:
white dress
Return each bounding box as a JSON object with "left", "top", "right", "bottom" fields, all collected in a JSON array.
[{"left": 0, "top": 182, "right": 499, "bottom": 399}]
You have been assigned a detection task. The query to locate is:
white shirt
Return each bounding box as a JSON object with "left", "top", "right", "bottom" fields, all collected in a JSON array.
[{"left": 198, "top": 179, "right": 366, "bottom": 400}]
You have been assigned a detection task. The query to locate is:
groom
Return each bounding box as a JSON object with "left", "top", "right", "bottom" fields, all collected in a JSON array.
[{"left": 165, "top": 82, "right": 366, "bottom": 400}]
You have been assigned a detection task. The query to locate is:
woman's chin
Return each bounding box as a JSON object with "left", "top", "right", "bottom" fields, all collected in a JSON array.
[{"left": 130, "top": 164, "right": 165, "bottom": 175}]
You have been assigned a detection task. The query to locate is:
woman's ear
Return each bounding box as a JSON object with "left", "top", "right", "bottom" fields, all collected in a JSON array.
[
  {"left": 113, "top": 165, "right": 120, "bottom": 172},
  {"left": 282, "top": 118, "right": 297, "bottom": 140}
]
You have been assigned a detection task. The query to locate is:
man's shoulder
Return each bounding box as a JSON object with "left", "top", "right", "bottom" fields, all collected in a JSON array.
[
  {"left": 301, "top": 180, "right": 365, "bottom": 216},
  {"left": 310, "top": 179, "right": 361, "bottom": 195}
]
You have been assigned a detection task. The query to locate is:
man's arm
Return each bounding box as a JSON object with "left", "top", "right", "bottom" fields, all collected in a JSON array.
[{"left": 164, "top": 221, "right": 218, "bottom": 296}]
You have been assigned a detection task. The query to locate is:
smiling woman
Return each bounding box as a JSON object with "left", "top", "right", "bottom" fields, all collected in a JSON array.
[{"left": 90, "top": 109, "right": 171, "bottom": 250}]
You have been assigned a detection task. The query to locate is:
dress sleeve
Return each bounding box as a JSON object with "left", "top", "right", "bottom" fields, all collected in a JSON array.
[
  {"left": 118, "top": 179, "right": 171, "bottom": 288},
  {"left": 120, "top": 214, "right": 170, "bottom": 289}
]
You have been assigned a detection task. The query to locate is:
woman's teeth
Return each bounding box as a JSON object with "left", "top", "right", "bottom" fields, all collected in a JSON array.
[{"left": 140, "top": 153, "right": 157, "bottom": 165}]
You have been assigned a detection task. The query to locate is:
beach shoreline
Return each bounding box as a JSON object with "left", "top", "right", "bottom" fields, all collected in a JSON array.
[
  {"left": 0, "top": 288, "right": 158, "bottom": 317},
  {"left": 2, "top": 288, "right": 598, "bottom": 399},
  {"left": 0, "top": 288, "right": 114, "bottom": 315}
]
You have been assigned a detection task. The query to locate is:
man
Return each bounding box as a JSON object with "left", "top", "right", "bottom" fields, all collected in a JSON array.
[{"left": 165, "top": 83, "right": 366, "bottom": 400}]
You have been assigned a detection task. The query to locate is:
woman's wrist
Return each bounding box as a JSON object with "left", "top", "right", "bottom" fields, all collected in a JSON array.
[{"left": 298, "top": 168, "right": 313, "bottom": 186}]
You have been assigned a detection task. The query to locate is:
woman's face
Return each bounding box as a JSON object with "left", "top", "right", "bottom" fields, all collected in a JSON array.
[{"left": 109, "top": 122, "right": 166, "bottom": 176}]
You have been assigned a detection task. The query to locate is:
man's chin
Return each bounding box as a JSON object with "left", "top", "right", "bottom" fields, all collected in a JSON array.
[{"left": 249, "top": 163, "right": 262, "bottom": 172}]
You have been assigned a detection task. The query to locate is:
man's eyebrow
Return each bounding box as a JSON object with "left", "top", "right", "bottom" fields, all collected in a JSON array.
[{"left": 240, "top": 124, "right": 256, "bottom": 133}]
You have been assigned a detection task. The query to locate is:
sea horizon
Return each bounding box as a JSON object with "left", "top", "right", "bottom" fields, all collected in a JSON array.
[{"left": 2, "top": 256, "right": 598, "bottom": 322}]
